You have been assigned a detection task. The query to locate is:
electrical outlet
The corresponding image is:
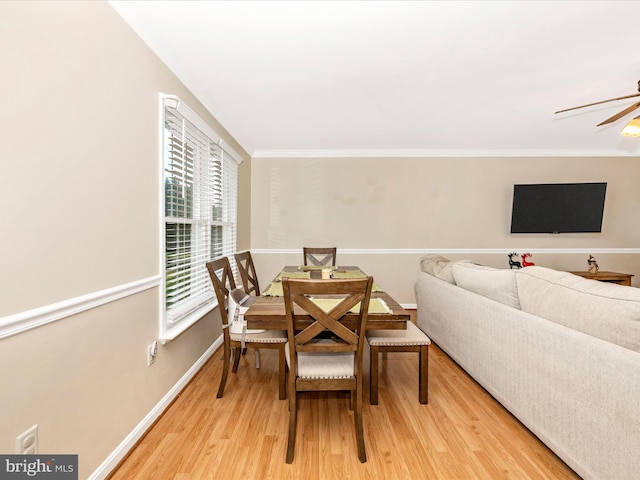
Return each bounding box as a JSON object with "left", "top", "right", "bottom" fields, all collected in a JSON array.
[
  {"left": 16, "top": 424, "right": 38, "bottom": 454},
  {"left": 147, "top": 341, "right": 158, "bottom": 366}
]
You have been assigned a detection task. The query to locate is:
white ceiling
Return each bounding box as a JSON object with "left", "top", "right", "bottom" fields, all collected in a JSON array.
[{"left": 109, "top": 0, "right": 640, "bottom": 157}]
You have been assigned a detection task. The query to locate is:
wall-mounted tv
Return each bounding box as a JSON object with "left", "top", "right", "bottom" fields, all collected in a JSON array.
[{"left": 510, "top": 182, "right": 607, "bottom": 234}]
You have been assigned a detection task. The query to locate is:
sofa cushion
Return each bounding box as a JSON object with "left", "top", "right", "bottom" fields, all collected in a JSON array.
[
  {"left": 451, "top": 262, "right": 521, "bottom": 309},
  {"left": 516, "top": 266, "right": 640, "bottom": 353},
  {"left": 420, "top": 255, "right": 457, "bottom": 284}
]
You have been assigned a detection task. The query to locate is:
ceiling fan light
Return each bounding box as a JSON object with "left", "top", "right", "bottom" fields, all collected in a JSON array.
[{"left": 621, "top": 115, "right": 640, "bottom": 137}]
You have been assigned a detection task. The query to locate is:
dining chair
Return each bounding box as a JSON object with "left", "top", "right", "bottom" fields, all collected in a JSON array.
[
  {"left": 206, "top": 257, "right": 287, "bottom": 400},
  {"left": 303, "top": 247, "right": 337, "bottom": 267},
  {"left": 234, "top": 250, "right": 260, "bottom": 296},
  {"left": 366, "top": 321, "right": 431, "bottom": 405},
  {"left": 282, "top": 276, "right": 373, "bottom": 464},
  {"left": 233, "top": 250, "right": 263, "bottom": 364}
]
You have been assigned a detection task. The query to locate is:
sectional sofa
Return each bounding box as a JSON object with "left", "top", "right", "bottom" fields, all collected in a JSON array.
[{"left": 415, "top": 256, "right": 640, "bottom": 480}]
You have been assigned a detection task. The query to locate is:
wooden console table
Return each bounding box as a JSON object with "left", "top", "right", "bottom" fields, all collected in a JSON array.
[{"left": 569, "top": 271, "right": 634, "bottom": 286}]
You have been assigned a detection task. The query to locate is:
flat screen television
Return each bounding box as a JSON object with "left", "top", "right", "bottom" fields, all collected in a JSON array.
[{"left": 510, "top": 182, "right": 607, "bottom": 234}]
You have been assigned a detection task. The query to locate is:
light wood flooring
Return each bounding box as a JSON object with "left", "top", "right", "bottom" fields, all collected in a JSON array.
[{"left": 108, "top": 315, "right": 580, "bottom": 480}]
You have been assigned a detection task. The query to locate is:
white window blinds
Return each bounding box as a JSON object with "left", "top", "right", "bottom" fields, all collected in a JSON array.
[{"left": 161, "top": 95, "right": 239, "bottom": 340}]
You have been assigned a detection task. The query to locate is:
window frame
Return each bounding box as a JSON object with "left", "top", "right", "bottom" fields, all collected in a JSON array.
[{"left": 159, "top": 94, "right": 242, "bottom": 342}]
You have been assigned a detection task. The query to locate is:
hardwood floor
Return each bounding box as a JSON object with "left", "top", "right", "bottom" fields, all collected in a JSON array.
[{"left": 108, "top": 315, "right": 580, "bottom": 480}]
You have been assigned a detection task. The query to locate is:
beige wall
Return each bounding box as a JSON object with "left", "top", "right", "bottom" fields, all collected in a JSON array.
[
  {"left": 250, "top": 156, "right": 640, "bottom": 301},
  {"left": 237, "top": 157, "right": 253, "bottom": 251},
  {"left": 2, "top": 1, "right": 638, "bottom": 478},
  {"left": 0, "top": 2, "right": 248, "bottom": 478}
]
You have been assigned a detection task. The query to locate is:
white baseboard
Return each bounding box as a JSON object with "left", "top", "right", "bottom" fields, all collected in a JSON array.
[{"left": 88, "top": 336, "right": 223, "bottom": 480}]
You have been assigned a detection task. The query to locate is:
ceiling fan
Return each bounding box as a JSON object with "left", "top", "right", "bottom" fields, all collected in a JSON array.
[{"left": 555, "top": 79, "right": 640, "bottom": 127}]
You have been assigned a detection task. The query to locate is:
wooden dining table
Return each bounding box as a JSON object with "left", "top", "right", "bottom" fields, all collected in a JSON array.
[{"left": 244, "top": 266, "right": 409, "bottom": 331}]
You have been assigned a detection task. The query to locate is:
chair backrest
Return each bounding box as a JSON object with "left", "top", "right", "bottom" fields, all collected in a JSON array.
[
  {"left": 282, "top": 277, "right": 373, "bottom": 376},
  {"left": 303, "top": 247, "right": 337, "bottom": 266},
  {"left": 234, "top": 251, "right": 260, "bottom": 296},
  {"left": 206, "top": 257, "right": 237, "bottom": 328}
]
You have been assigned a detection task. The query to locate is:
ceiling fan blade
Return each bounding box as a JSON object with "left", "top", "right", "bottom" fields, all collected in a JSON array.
[
  {"left": 555, "top": 93, "right": 640, "bottom": 114},
  {"left": 596, "top": 101, "right": 640, "bottom": 126}
]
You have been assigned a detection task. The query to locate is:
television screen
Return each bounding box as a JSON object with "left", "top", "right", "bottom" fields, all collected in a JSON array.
[{"left": 510, "top": 182, "right": 607, "bottom": 234}]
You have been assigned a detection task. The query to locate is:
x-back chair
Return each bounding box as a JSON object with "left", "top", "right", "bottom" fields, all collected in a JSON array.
[
  {"left": 206, "top": 257, "right": 287, "bottom": 399},
  {"left": 303, "top": 247, "right": 337, "bottom": 267},
  {"left": 234, "top": 250, "right": 260, "bottom": 296},
  {"left": 282, "top": 276, "right": 373, "bottom": 463}
]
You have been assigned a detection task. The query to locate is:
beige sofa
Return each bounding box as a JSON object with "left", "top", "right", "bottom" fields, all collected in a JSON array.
[{"left": 415, "top": 256, "right": 640, "bottom": 480}]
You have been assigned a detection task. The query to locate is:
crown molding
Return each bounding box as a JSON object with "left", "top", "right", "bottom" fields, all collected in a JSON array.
[{"left": 250, "top": 148, "right": 639, "bottom": 158}]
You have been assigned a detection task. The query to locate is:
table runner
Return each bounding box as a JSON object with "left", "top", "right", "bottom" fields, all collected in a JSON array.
[
  {"left": 263, "top": 269, "right": 384, "bottom": 296},
  {"left": 263, "top": 281, "right": 386, "bottom": 297}
]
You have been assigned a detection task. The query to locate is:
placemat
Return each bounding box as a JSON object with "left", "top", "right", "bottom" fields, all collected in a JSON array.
[
  {"left": 276, "top": 271, "right": 311, "bottom": 280},
  {"left": 263, "top": 271, "right": 312, "bottom": 296},
  {"left": 332, "top": 270, "right": 366, "bottom": 279},
  {"left": 298, "top": 265, "right": 338, "bottom": 271},
  {"left": 262, "top": 281, "right": 284, "bottom": 297},
  {"left": 310, "top": 297, "right": 391, "bottom": 314},
  {"left": 331, "top": 270, "right": 384, "bottom": 292}
]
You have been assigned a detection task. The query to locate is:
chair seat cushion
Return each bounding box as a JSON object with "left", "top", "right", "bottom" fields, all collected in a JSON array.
[
  {"left": 285, "top": 339, "right": 355, "bottom": 378},
  {"left": 366, "top": 322, "right": 432, "bottom": 346},
  {"left": 230, "top": 329, "right": 287, "bottom": 343}
]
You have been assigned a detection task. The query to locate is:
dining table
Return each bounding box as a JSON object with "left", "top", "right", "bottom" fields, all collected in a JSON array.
[{"left": 244, "top": 265, "right": 409, "bottom": 331}]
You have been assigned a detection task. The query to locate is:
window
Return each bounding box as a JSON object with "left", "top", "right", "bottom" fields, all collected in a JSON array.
[{"left": 160, "top": 95, "right": 240, "bottom": 341}]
